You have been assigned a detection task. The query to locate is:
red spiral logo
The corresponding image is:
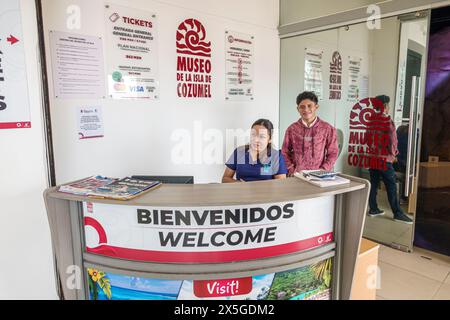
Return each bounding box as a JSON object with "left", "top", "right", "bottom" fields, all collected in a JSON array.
[
  {"left": 176, "top": 18, "right": 211, "bottom": 57},
  {"left": 349, "top": 97, "right": 391, "bottom": 131},
  {"left": 330, "top": 51, "right": 342, "bottom": 73}
]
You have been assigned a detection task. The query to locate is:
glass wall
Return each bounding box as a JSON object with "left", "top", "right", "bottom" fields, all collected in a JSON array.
[{"left": 280, "top": 14, "right": 429, "bottom": 251}]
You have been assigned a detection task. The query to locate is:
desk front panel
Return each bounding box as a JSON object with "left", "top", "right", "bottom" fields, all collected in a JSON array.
[{"left": 82, "top": 196, "right": 335, "bottom": 264}]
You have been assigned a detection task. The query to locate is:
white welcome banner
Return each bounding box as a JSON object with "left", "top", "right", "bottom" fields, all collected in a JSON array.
[{"left": 83, "top": 196, "right": 334, "bottom": 263}]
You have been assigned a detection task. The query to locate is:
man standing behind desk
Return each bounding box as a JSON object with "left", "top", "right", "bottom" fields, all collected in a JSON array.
[
  {"left": 367, "top": 95, "right": 412, "bottom": 224},
  {"left": 282, "top": 91, "right": 339, "bottom": 176}
]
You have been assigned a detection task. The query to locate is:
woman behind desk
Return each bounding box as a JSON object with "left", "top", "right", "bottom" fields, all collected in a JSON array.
[{"left": 222, "top": 119, "right": 287, "bottom": 183}]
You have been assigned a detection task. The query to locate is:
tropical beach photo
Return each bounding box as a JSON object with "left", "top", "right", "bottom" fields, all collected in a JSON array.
[
  {"left": 87, "top": 268, "right": 183, "bottom": 300},
  {"left": 266, "top": 258, "right": 333, "bottom": 300}
]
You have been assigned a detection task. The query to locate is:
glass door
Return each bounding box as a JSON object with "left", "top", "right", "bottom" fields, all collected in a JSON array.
[
  {"left": 414, "top": 6, "right": 450, "bottom": 256},
  {"left": 279, "top": 13, "right": 430, "bottom": 252}
]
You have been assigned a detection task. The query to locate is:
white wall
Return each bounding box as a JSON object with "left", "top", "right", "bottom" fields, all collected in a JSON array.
[
  {"left": 41, "top": 0, "right": 280, "bottom": 184},
  {"left": 0, "top": 0, "right": 57, "bottom": 299}
]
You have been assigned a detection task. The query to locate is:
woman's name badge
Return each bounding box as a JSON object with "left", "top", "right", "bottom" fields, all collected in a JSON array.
[{"left": 261, "top": 164, "right": 272, "bottom": 175}]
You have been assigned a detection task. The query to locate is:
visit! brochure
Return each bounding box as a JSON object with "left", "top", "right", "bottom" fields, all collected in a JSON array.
[{"left": 58, "top": 176, "right": 161, "bottom": 200}]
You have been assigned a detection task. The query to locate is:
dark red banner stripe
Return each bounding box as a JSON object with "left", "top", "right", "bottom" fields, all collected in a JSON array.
[
  {"left": 86, "top": 232, "right": 334, "bottom": 263},
  {"left": 0, "top": 122, "right": 31, "bottom": 129}
]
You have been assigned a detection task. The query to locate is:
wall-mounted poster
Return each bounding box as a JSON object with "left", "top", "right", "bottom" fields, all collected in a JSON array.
[
  {"left": 304, "top": 48, "right": 323, "bottom": 100},
  {"left": 360, "top": 75, "right": 369, "bottom": 100},
  {"left": 394, "top": 60, "right": 407, "bottom": 125},
  {"left": 329, "top": 51, "right": 342, "bottom": 100},
  {"left": 176, "top": 18, "right": 212, "bottom": 98},
  {"left": 105, "top": 3, "right": 159, "bottom": 99},
  {"left": 49, "top": 31, "right": 106, "bottom": 99},
  {"left": 0, "top": 0, "right": 31, "bottom": 129},
  {"left": 87, "top": 258, "right": 333, "bottom": 300},
  {"left": 225, "top": 31, "right": 254, "bottom": 101},
  {"left": 347, "top": 56, "right": 362, "bottom": 102},
  {"left": 77, "top": 106, "right": 104, "bottom": 140}
]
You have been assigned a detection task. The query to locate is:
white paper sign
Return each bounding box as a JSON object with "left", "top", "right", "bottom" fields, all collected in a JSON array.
[
  {"left": 225, "top": 31, "right": 254, "bottom": 101},
  {"left": 347, "top": 56, "right": 362, "bottom": 102},
  {"left": 360, "top": 75, "right": 369, "bottom": 100},
  {"left": 0, "top": 0, "right": 31, "bottom": 129},
  {"left": 83, "top": 196, "right": 335, "bottom": 263},
  {"left": 105, "top": 4, "right": 159, "bottom": 99},
  {"left": 77, "top": 106, "right": 104, "bottom": 139},
  {"left": 49, "top": 31, "right": 106, "bottom": 99},
  {"left": 304, "top": 48, "right": 323, "bottom": 100}
]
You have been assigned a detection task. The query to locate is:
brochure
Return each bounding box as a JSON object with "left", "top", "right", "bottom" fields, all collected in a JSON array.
[
  {"left": 88, "top": 177, "right": 162, "bottom": 200},
  {"left": 58, "top": 176, "right": 117, "bottom": 196}
]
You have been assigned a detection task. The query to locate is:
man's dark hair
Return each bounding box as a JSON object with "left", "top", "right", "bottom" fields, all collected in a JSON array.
[
  {"left": 296, "top": 91, "right": 319, "bottom": 105},
  {"left": 376, "top": 95, "right": 390, "bottom": 105}
]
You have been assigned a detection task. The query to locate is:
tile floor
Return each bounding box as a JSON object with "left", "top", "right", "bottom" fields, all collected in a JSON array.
[
  {"left": 376, "top": 244, "right": 450, "bottom": 300},
  {"left": 364, "top": 188, "right": 413, "bottom": 248}
]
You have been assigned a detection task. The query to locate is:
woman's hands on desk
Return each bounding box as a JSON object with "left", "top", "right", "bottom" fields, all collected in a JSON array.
[{"left": 222, "top": 167, "right": 244, "bottom": 183}]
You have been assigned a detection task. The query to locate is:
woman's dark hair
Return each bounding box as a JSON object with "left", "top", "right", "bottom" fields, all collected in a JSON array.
[
  {"left": 296, "top": 91, "right": 319, "bottom": 105},
  {"left": 376, "top": 94, "right": 390, "bottom": 105},
  {"left": 251, "top": 118, "right": 274, "bottom": 139},
  {"left": 247, "top": 118, "right": 274, "bottom": 157}
]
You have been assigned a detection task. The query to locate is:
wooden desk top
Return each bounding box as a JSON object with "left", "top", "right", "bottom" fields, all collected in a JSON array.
[{"left": 44, "top": 175, "right": 368, "bottom": 207}]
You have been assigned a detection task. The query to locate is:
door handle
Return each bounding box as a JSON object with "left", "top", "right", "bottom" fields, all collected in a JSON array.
[
  {"left": 411, "top": 77, "right": 421, "bottom": 182},
  {"left": 404, "top": 76, "right": 418, "bottom": 197}
]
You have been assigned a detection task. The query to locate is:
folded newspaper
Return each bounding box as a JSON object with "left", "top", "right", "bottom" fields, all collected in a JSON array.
[{"left": 58, "top": 176, "right": 161, "bottom": 200}]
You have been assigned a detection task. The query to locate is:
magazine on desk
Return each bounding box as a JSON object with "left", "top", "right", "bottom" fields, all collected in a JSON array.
[
  {"left": 58, "top": 176, "right": 117, "bottom": 196},
  {"left": 89, "top": 177, "right": 161, "bottom": 200},
  {"left": 294, "top": 170, "right": 350, "bottom": 187},
  {"left": 58, "top": 176, "right": 161, "bottom": 200}
]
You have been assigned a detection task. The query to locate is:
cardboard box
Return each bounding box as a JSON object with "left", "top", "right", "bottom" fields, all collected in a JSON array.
[
  {"left": 351, "top": 238, "right": 380, "bottom": 300},
  {"left": 419, "top": 162, "right": 450, "bottom": 188}
]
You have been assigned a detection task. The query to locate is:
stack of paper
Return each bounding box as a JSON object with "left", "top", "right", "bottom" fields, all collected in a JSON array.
[
  {"left": 294, "top": 171, "right": 351, "bottom": 187},
  {"left": 58, "top": 176, "right": 162, "bottom": 200},
  {"left": 89, "top": 177, "right": 161, "bottom": 200},
  {"left": 58, "top": 176, "right": 117, "bottom": 195}
]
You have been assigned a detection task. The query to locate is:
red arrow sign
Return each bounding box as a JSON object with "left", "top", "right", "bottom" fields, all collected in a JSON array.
[{"left": 7, "top": 35, "right": 19, "bottom": 45}]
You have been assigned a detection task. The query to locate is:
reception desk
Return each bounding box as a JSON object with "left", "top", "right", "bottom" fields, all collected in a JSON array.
[{"left": 44, "top": 176, "right": 369, "bottom": 300}]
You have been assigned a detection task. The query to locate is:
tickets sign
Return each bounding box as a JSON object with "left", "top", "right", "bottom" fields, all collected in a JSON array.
[
  {"left": 83, "top": 196, "right": 334, "bottom": 263},
  {"left": 105, "top": 3, "right": 159, "bottom": 99}
]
